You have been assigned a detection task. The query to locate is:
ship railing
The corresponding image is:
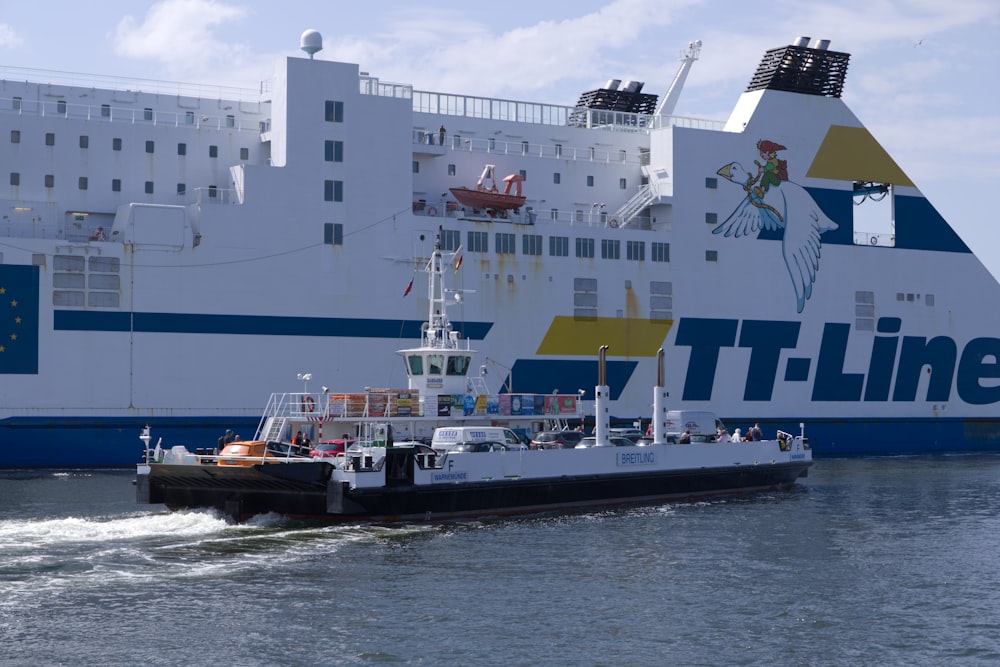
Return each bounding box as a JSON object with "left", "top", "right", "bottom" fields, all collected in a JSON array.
[
  {"left": 0, "top": 93, "right": 262, "bottom": 132},
  {"left": 260, "top": 390, "right": 584, "bottom": 421},
  {"left": 410, "top": 88, "right": 725, "bottom": 134},
  {"left": 412, "top": 198, "right": 653, "bottom": 229}
]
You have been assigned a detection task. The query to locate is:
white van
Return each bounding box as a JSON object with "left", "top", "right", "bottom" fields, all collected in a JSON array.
[
  {"left": 431, "top": 426, "right": 528, "bottom": 452},
  {"left": 664, "top": 411, "right": 724, "bottom": 442}
]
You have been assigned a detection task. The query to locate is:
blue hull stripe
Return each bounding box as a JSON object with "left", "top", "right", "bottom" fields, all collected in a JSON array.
[{"left": 53, "top": 310, "right": 493, "bottom": 340}]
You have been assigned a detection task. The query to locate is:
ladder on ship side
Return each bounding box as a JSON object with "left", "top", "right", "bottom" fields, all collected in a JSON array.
[{"left": 262, "top": 417, "right": 287, "bottom": 442}]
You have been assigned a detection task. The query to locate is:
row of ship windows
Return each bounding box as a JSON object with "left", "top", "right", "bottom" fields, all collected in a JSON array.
[
  {"left": 10, "top": 130, "right": 252, "bottom": 161},
  {"left": 9, "top": 171, "right": 344, "bottom": 200},
  {"left": 376, "top": 228, "right": 670, "bottom": 262}
]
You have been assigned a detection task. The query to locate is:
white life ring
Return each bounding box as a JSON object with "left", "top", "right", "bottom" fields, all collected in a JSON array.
[
  {"left": 427, "top": 206, "right": 438, "bottom": 216},
  {"left": 302, "top": 396, "right": 316, "bottom": 413},
  {"left": 609, "top": 218, "right": 619, "bottom": 228},
  {"left": 870, "top": 236, "right": 878, "bottom": 246}
]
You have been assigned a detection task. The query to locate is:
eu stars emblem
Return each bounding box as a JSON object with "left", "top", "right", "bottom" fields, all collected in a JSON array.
[{"left": 0, "top": 265, "right": 39, "bottom": 374}]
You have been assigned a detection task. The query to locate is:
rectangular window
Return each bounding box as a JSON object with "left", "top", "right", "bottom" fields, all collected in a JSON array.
[
  {"left": 185, "top": 111, "right": 195, "bottom": 124},
  {"left": 467, "top": 230, "right": 488, "bottom": 253},
  {"left": 586, "top": 175, "right": 594, "bottom": 187},
  {"left": 45, "top": 133, "right": 55, "bottom": 146},
  {"left": 324, "top": 180, "right": 343, "bottom": 202},
  {"left": 240, "top": 147, "right": 249, "bottom": 161},
  {"left": 325, "top": 100, "right": 344, "bottom": 122},
  {"left": 145, "top": 181, "right": 154, "bottom": 194},
  {"left": 522, "top": 234, "right": 543, "bottom": 256},
  {"left": 619, "top": 178, "right": 627, "bottom": 189},
  {"left": 705, "top": 177, "right": 718, "bottom": 189},
  {"left": 112, "top": 179, "right": 121, "bottom": 192},
  {"left": 626, "top": 240, "right": 644, "bottom": 261},
  {"left": 448, "top": 164, "right": 456, "bottom": 176},
  {"left": 112, "top": 137, "right": 122, "bottom": 151},
  {"left": 101, "top": 104, "right": 110, "bottom": 117},
  {"left": 488, "top": 137, "right": 495, "bottom": 151},
  {"left": 441, "top": 229, "right": 461, "bottom": 251},
  {"left": 325, "top": 140, "right": 344, "bottom": 162},
  {"left": 10, "top": 172, "right": 19, "bottom": 186},
  {"left": 226, "top": 114, "right": 235, "bottom": 128},
  {"left": 521, "top": 141, "right": 529, "bottom": 155},
  {"left": 145, "top": 140, "right": 154, "bottom": 154},
  {"left": 178, "top": 143, "right": 186, "bottom": 156},
  {"left": 57, "top": 100, "right": 66, "bottom": 114},
  {"left": 553, "top": 172, "right": 561, "bottom": 184},
  {"left": 495, "top": 232, "right": 516, "bottom": 255},
  {"left": 10, "top": 130, "right": 19, "bottom": 144},
  {"left": 555, "top": 144, "right": 562, "bottom": 157},
  {"left": 575, "top": 237, "right": 595, "bottom": 258},
  {"left": 208, "top": 185, "right": 218, "bottom": 198},
  {"left": 601, "top": 239, "right": 620, "bottom": 260},
  {"left": 412, "top": 161, "right": 419, "bottom": 174},
  {"left": 209, "top": 145, "right": 218, "bottom": 158},
  {"left": 44, "top": 174, "right": 54, "bottom": 188},
  {"left": 705, "top": 249, "right": 718, "bottom": 262},
  {"left": 177, "top": 183, "right": 186, "bottom": 195},
  {"left": 651, "top": 241, "right": 670, "bottom": 262},
  {"left": 143, "top": 108, "right": 153, "bottom": 121},
  {"left": 324, "top": 222, "right": 344, "bottom": 245},
  {"left": 549, "top": 236, "right": 569, "bottom": 257},
  {"left": 705, "top": 212, "right": 718, "bottom": 224},
  {"left": 78, "top": 176, "right": 88, "bottom": 190},
  {"left": 550, "top": 208, "right": 559, "bottom": 222},
  {"left": 13, "top": 96, "right": 21, "bottom": 111},
  {"left": 79, "top": 135, "right": 89, "bottom": 149}
]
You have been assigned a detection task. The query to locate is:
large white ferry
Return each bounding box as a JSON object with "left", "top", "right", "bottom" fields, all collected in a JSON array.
[{"left": 2, "top": 32, "right": 998, "bottom": 467}]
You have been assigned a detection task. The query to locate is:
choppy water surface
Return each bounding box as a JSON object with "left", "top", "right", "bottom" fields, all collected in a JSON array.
[{"left": 3, "top": 455, "right": 1000, "bottom": 666}]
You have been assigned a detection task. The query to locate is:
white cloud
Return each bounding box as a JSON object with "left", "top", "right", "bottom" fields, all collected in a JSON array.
[
  {"left": 0, "top": 23, "right": 23, "bottom": 49},
  {"left": 113, "top": 0, "right": 250, "bottom": 75}
]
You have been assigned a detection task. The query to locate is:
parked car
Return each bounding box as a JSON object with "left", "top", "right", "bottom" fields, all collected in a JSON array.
[
  {"left": 530, "top": 430, "right": 585, "bottom": 449},
  {"left": 609, "top": 427, "right": 644, "bottom": 443},
  {"left": 309, "top": 438, "right": 354, "bottom": 458},
  {"left": 574, "top": 436, "right": 636, "bottom": 448}
]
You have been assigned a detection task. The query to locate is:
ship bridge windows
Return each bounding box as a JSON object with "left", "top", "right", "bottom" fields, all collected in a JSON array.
[
  {"left": 447, "top": 355, "right": 470, "bottom": 376},
  {"left": 626, "top": 240, "right": 644, "bottom": 261},
  {"left": 575, "top": 238, "right": 594, "bottom": 258},
  {"left": 428, "top": 354, "right": 444, "bottom": 375},
  {"left": 601, "top": 239, "right": 620, "bottom": 260},
  {"left": 407, "top": 355, "right": 423, "bottom": 376}
]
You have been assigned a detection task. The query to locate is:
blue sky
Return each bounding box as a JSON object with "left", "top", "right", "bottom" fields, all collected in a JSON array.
[{"left": 2, "top": 0, "right": 998, "bottom": 277}]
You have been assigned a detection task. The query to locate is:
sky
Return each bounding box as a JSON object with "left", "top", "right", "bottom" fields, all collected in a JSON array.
[{"left": 1, "top": 0, "right": 998, "bottom": 277}]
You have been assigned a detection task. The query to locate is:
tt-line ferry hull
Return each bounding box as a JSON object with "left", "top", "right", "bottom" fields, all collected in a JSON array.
[{"left": 1, "top": 33, "right": 998, "bottom": 467}]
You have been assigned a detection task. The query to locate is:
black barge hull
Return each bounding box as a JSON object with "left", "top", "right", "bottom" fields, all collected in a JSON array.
[{"left": 137, "top": 459, "right": 812, "bottom": 522}]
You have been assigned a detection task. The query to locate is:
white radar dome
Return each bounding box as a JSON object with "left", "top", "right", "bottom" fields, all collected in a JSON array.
[{"left": 300, "top": 30, "right": 323, "bottom": 58}]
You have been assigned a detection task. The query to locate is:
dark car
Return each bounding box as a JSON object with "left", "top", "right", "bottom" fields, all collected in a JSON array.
[{"left": 530, "top": 430, "right": 585, "bottom": 449}]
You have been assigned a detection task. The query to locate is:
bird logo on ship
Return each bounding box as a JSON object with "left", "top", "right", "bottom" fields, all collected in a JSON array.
[{"left": 713, "top": 139, "right": 838, "bottom": 313}]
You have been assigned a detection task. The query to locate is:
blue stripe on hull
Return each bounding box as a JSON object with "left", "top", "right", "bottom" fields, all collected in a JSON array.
[
  {"left": 3, "top": 416, "right": 1000, "bottom": 467},
  {"left": 510, "top": 359, "right": 638, "bottom": 401},
  {"left": 53, "top": 310, "right": 494, "bottom": 340}
]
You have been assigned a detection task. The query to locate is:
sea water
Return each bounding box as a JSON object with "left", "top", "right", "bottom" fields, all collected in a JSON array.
[{"left": 2, "top": 455, "right": 1000, "bottom": 666}]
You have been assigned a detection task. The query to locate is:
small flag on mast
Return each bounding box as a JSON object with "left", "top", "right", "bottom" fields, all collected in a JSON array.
[
  {"left": 403, "top": 276, "right": 414, "bottom": 297},
  {"left": 454, "top": 254, "right": 463, "bottom": 273}
]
